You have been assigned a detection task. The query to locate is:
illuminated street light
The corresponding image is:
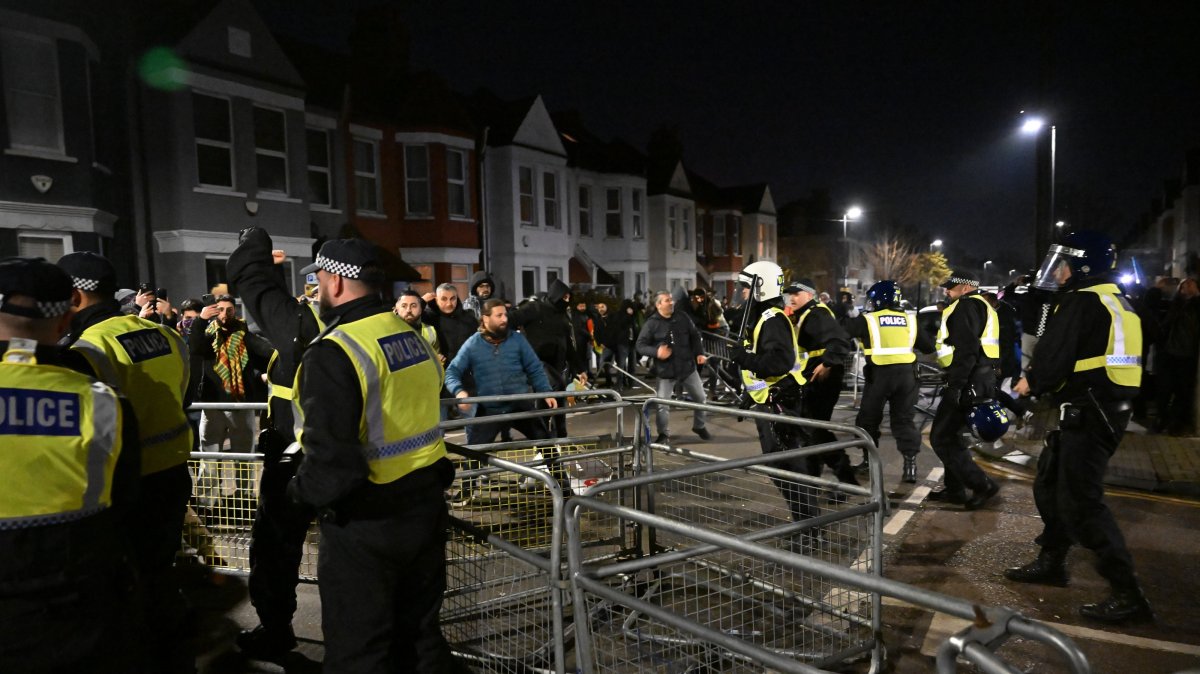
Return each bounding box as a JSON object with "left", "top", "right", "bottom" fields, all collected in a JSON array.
[
  {"left": 1021, "top": 117, "right": 1045, "bottom": 134},
  {"left": 930, "top": 239, "right": 943, "bottom": 251},
  {"left": 842, "top": 206, "right": 863, "bottom": 289},
  {"left": 1020, "top": 111, "right": 1057, "bottom": 261}
]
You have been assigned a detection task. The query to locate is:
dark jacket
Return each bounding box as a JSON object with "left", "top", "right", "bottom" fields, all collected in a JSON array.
[
  {"left": 1164, "top": 294, "right": 1200, "bottom": 358},
  {"left": 227, "top": 227, "right": 324, "bottom": 438},
  {"left": 794, "top": 300, "right": 853, "bottom": 377},
  {"left": 993, "top": 296, "right": 1021, "bottom": 379},
  {"left": 942, "top": 290, "right": 998, "bottom": 390},
  {"left": 636, "top": 308, "right": 704, "bottom": 380},
  {"left": 423, "top": 299, "right": 477, "bottom": 362},
  {"left": 509, "top": 278, "right": 587, "bottom": 377},
  {"left": 592, "top": 310, "right": 620, "bottom": 350},
  {"left": 1010, "top": 283, "right": 1056, "bottom": 338},
  {"left": 1026, "top": 275, "right": 1140, "bottom": 402},
  {"left": 616, "top": 300, "right": 640, "bottom": 346},
  {"left": 462, "top": 270, "right": 496, "bottom": 318},
  {"left": 290, "top": 295, "right": 452, "bottom": 515},
  {"left": 189, "top": 316, "right": 273, "bottom": 403},
  {"left": 732, "top": 299, "right": 796, "bottom": 379}
]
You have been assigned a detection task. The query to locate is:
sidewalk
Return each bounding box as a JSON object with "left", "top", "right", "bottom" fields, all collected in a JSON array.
[{"left": 976, "top": 405, "right": 1200, "bottom": 498}]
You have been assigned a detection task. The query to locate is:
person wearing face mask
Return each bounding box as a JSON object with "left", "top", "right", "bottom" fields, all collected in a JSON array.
[{"left": 508, "top": 279, "right": 589, "bottom": 438}]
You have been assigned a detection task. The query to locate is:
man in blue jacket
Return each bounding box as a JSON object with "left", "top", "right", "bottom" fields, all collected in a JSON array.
[{"left": 446, "top": 298, "right": 558, "bottom": 445}]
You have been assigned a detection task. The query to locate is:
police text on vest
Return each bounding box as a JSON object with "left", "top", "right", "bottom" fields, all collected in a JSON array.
[{"left": 0, "top": 388, "right": 81, "bottom": 436}]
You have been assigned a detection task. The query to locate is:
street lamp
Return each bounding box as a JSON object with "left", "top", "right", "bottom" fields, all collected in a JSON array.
[
  {"left": 842, "top": 206, "right": 863, "bottom": 289},
  {"left": 984, "top": 260, "right": 992, "bottom": 284},
  {"left": 930, "top": 239, "right": 943, "bottom": 251},
  {"left": 1021, "top": 112, "right": 1056, "bottom": 263}
]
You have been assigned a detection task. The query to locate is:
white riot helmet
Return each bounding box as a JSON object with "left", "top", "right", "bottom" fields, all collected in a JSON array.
[{"left": 738, "top": 261, "right": 785, "bottom": 302}]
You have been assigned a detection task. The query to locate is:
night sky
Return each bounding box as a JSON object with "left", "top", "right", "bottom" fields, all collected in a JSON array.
[{"left": 255, "top": 0, "right": 1200, "bottom": 270}]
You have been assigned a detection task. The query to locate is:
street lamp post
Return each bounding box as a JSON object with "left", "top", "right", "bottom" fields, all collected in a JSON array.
[
  {"left": 1021, "top": 114, "right": 1056, "bottom": 264},
  {"left": 842, "top": 206, "right": 862, "bottom": 290},
  {"left": 984, "top": 260, "right": 993, "bottom": 285},
  {"left": 922, "top": 239, "right": 943, "bottom": 306}
]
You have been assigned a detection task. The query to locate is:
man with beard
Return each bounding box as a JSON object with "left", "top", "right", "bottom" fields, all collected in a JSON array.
[
  {"left": 591, "top": 301, "right": 621, "bottom": 388},
  {"left": 461, "top": 270, "right": 495, "bottom": 320},
  {"left": 509, "top": 279, "right": 589, "bottom": 437},
  {"left": 395, "top": 290, "right": 442, "bottom": 364},
  {"left": 424, "top": 283, "right": 477, "bottom": 365}
]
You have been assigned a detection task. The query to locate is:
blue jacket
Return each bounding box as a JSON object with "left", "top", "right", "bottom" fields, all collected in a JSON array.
[{"left": 445, "top": 331, "right": 552, "bottom": 412}]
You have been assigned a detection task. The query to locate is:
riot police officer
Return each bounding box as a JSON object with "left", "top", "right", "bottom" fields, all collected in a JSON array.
[
  {"left": 728, "top": 262, "right": 815, "bottom": 530},
  {"left": 844, "top": 280, "right": 935, "bottom": 484},
  {"left": 0, "top": 257, "right": 142, "bottom": 672},
  {"left": 58, "top": 251, "right": 195, "bottom": 672},
  {"left": 928, "top": 269, "right": 1001, "bottom": 510},
  {"left": 1007, "top": 230, "right": 1152, "bottom": 624}
]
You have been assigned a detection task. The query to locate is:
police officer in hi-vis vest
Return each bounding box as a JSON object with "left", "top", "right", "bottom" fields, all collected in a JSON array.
[
  {"left": 0, "top": 258, "right": 143, "bottom": 672},
  {"left": 1008, "top": 230, "right": 1153, "bottom": 624},
  {"left": 728, "top": 262, "right": 818, "bottom": 534},
  {"left": 844, "top": 280, "right": 935, "bottom": 484},
  {"left": 287, "top": 239, "right": 460, "bottom": 672},
  {"left": 58, "top": 251, "right": 196, "bottom": 672},
  {"left": 928, "top": 269, "right": 1002, "bottom": 510},
  {"left": 225, "top": 226, "right": 326, "bottom": 659}
]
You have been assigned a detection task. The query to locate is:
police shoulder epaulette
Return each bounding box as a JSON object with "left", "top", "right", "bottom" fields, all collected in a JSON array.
[{"left": 761, "top": 308, "right": 777, "bottom": 318}]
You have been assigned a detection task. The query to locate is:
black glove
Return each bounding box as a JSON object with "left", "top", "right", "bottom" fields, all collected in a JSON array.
[
  {"left": 238, "top": 226, "right": 265, "bottom": 245},
  {"left": 729, "top": 344, "right": 750, "bottom": 368},
  {"left": 956, "top": 384, "right": 979, "bottom": 409}
]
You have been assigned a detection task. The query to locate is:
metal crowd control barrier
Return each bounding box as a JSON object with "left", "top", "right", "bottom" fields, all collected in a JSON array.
[{"left": 699, "top": 331, "right": 745, "bottom": 405}]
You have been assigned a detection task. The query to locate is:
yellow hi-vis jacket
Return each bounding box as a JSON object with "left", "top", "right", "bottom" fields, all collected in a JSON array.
[
  {"left": 935, "top": 294, "right": 999, "bottom": 368},
  {"left": 265, "top": 302, "right": 326, "bottom": 414},
  {"left": 0, "top": 344, "right": 123, "bottom": 528},
  {"left": 863, "top": 309, "right": 918, "bottom": 365},
  {"left": 294, "top": 312, "right": 446, "bottom": 485},
  {"left": 417, "top": 322, "right": 440, "bottom": 357},
  {"left": 72, "top": 315, "right": 191, "bottom": 476},
  {"left": 741, "top": 306, "right": 806, "bottom": 404},
  {"left": 1072, "top": 284, "right": 1142, "bottom": 387},
  {"left": 795, "top": 302, "right": 836, "bottom": 372}
]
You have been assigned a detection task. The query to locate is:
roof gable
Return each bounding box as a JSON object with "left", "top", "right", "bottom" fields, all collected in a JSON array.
[
  {"left": 511, "top": 96, "right": 566, "bottom": 156},
  {"left": 176, "top": 0, "right": 304, "bottom": 90},
  {"left": 668, "top": 161, "right": 692, "bottom": 195}
]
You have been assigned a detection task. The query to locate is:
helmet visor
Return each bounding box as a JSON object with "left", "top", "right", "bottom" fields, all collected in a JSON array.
[{"left": 1032, "top": 244, "right": 1084, "bottom": 292}]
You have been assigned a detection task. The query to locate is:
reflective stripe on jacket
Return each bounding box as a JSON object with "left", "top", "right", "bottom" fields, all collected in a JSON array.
[
  {"left": 863, "top": 309, "right": 918, "bottom": 365},
  {"left": 1072, "top": 284, "right": 1142, "bottom": 387},
  {"left": 73, "top": 315, "right": 191, "bottom": 475},
  {"left": 935, "top": 294, "right": 999, "bottom": 368},
  {"left": 795, "top": 302, "right": 836, "bottom": 371},
  {"left": 741, "top": 307, "right": 806, "bottom": 404}
]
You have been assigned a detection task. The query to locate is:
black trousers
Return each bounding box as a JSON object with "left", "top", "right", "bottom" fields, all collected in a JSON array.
[
  {"left": 930, "top": 366, "right": 995, "bottom": 493},
  {"left": 134, "top": 463, "right": 194, "bottom": 673},
  {"left": 248, "top": 455, "right": 315, "bottom": 631},
  {"left": 855, "top": 363, "right": 920, "bottom": 458},
  {"left": 317, "top": 474, "right": 457, "bottom": 673},
  {"left": 753, "top": 399, "right": 818, "bottom": 523},
  {"left": 802, "top": 364, "right": 855, "bottom": 480},
  {"left": 1034, "top": 404, "right": 1138, "bottom": 590}
]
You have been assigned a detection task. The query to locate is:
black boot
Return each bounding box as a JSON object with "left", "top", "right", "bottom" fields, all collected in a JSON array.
[
  {"left": 902, "top": 455, "right": 917, "bottom": 483},
  {"left": 237, "top": 624, "right": 298, "bottom": 661},
  {"left": 928, "top": 486, "right": 967, "bottom": 504},
  {"left": 1080, "top": 588, "right": 1155, "bottom": 624},
  {"left": 1004, "top": 549, "right": 1069, "bottom": 587},
  {"left": 964, "top": 476, "right": 1000, "bottom": 510}
]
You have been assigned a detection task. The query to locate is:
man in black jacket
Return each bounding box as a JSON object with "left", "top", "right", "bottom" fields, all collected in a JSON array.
[
  {"left": 424, "top": 283, "right": 477, "bottom": 364},
  {"left": 637, "top": 290, "right": 710, "bottom": 443},
  {"left": 225, "top": 227, "right": 324, "bottom": 659},
  {"left": 461, "top": 270, "right": 495, "bottom": 320},
  {"left": 592, "top": 301, "right": 621, "bottom": 388},
  {"left": 509, "top": 279, "right": 589, "bottom": 437}
]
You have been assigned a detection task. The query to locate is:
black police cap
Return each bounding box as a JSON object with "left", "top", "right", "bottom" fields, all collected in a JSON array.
[
  {"left": 0, "top": 257, "right": 74, "bottom": 319},
  {"left": 940, "top": 270, "right": 980, "bottom": 289},
  {"left": 783, "top": 277, "right": 817, "bottom": 295},
  {"left": 57, "top": 251, "right": 117, "bottom": 296},
  {"left": 300, "top": 238, "right": 382, "bottom": 280}
]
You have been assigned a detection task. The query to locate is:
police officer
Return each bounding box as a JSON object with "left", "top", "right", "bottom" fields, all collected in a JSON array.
[
  {"left": 728, "top": 262, "right": 816, "bottom": 532},
  {"left": 1007, "top": 231, "right": 1152, "bottom": 623},
  {"left": 58, "top": 251, "right": 195, "bottom": 672},
  {"left": 845, "top": 280, "right": 935, "bottom": 484},
  {"left": 288, "top": 239, "right": 459, "bottom": 671},
  {"left": 785, "top": 278, "right": 858, "bottom": 485},
  {"left": 928, "top": 270, "right": 1001, "bottom": 510},
  {"left": 0, "top": 258, "right": 143, "bottom": 672},
  {"left": 225, "top": 227, "right": 325, "bottom": 658}
]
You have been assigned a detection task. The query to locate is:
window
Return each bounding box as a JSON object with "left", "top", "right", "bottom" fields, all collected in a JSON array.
[
  {"left": 542, "top": 172, "right": 559, "bottom": 229},
  {"left": 578, "top": 186, "right": 591, "bottom": 237},
  {"left": 253, "top": 106, "right": 288, "bottom": 194},
  {"left": 353, "top": 139, "right": 379, "bottom": 213},
  {"left": 519, "top": 166, "right": 535, "bottom": 226},
  {"left": 521, "top": 268, "right": 537, "bottom": 298},
  {"left": 1, "top": 31, "right": 63, "bottom": 154},
  {"left": 451, "top": 264, "right": 470, "bottom": 298},
  {"left": 193, "top": 93, "right": 233, "bottom": 188},
  {"left": 758, "top": 223, "right": 766, "bottom": 259},
  {"left": 410, "top": 263, "right": 434, "bottom": 296},
  {"left": 682, "top": 207, "right": 691, "bottom": 250},
  {"left": 605, "top": 188, "right": 621, "bottom": 237},
  {"left": 205, "top": 257, "right": 229, "bottom": 294},
  {"left": 547, "top": 268, "right": 561, "bottom": 287},
  {"left": 696, "top": 214, "right": 704, "bottom": 253},
  {"left": 610, "top": 271, "right": 624, "bottom": 298},
  {"left": 632, "top": 189, "right": 644, "bottom": 238},
  {"left": 667, "top": 205, "right": 677, "bottom": 249},
  {"left": 17, "top": 233, "right": 70, "bottom": 259},
  {"left": 306, "top": 128, "right": 332, "bottom": 206},
  {"left": 228, "top": 27, "right": 252, "bottom": 58},
  {"left": 731, "top": 216, "right": 741, "bottom": 255},
  {"left": 447, "top": 148, "right": 469, "bottom": 218},
  {"left": 635, "top": 272, "right": 647, "bottom": 296},
  {"left": 713, "top": 214, "right": 726, "bottom": 255},
  {"left": 402, "top": 145, "right": 431, "bottom": 215}
]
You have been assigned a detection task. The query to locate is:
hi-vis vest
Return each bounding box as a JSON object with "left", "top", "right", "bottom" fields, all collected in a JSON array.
[
  {"left": 863, "top": 309, "right": 918, "bottom": 365},
  {"left": 1071, "top": 284, "right": 1142, "bottom": 387},
  {"left": 73, "top": 315, "right": 191, "bottom": 475},
  {"left": 741, "top": 307, "right": 806, "bottom": 404},
  {"left": 266, "top": 302, "right": 326, "bottom": 412},
  {"left": 294, "top": 312, "right": 446, "bottom": 484},
  {"left": 795, "top": 302, "right": 836, "bottom": 372},
  {"left": 418, "top": 322, "right": 440, "bottom": 355},
  {"left": 0, "top": 343, "right": 123, "bottom": 529},
  {"left": 935, "top": 294, "right": 999, "bottom": 368}
]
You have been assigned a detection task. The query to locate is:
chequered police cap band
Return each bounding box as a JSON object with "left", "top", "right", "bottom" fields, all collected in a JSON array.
[
  {"left": 71, "top": 277, "right": 100, "bottom": 291},
  {"left": 790, "top": 281, "right": 816, "bottom": 294},
  {"left": 315, "top": 254, "right": 362, "bottom": 279},
  {"left": 0, "top": 294, "right": 72, "bottom": 318},
  {"left": 947, "top": 276, "right": 979, "bottom": 287}
]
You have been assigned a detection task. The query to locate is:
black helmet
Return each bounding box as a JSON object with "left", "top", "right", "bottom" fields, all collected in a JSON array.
[
  {"left": 866, "top": 280, "right": 901, "bottom": 311},
  {"left": 1033, "top": 229, "right": 1116, "bottom": 291}
]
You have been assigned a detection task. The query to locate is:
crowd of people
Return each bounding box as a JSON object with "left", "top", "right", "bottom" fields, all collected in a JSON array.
[{"left": 1, "top": 225, "right": 1188, "bottom": 671}]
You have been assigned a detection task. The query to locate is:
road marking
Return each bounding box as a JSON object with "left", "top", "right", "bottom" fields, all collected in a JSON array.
[
  {"left": 883, "top": 510, "right": 913, "bottom": 536},
  {"left": 908, "top": 606, "right": 1200, "bottom": 659},
  {"left": 881, "top": 468, "right": 943, "bottom": 536}
]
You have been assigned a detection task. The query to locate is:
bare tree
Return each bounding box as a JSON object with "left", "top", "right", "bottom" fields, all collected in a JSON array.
[{"left": 863, "top": 237, "right": 920, "bottom": 285}]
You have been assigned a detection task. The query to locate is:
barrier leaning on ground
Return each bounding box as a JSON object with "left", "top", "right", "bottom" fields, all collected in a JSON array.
[{"left": 180, "top": 394, "right": 1091, "bottom": 673}]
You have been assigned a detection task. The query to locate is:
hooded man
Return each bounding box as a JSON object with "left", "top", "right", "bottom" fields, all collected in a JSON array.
[
  {"left": 508, "top": 278, "right": 589, "bottom": 437},
  {"left": 461, "top": 270, "right": 496, "bottom": 320}
]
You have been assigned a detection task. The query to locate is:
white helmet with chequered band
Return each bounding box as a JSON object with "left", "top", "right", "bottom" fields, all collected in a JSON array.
[{"left": 738, "top": 261, "right": 785, "bottom": 302}]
